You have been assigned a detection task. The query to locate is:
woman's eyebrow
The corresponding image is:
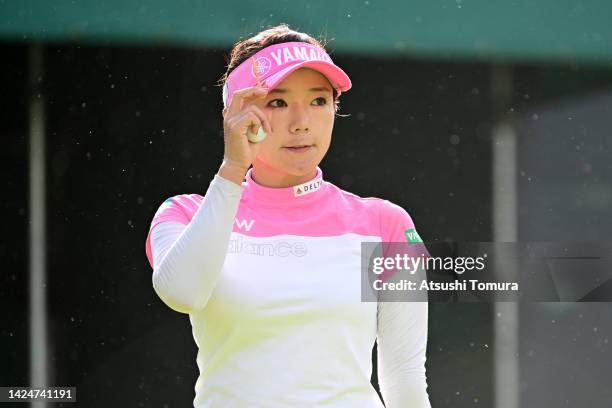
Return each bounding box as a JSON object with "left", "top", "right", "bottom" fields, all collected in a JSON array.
[{"left": 268, "top": 86, "right": 332, "bottom": 94}]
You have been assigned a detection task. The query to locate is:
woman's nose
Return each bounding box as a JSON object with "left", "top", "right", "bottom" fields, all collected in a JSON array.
[{"left": 290, "top": 105, "right": 310, "bottom": 133}]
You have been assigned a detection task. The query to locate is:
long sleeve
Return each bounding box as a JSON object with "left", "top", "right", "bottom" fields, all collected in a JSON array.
[
  {"left": 147, "top": 174, "right": 243, "bottom": 314},
  {"left": 377, "top": 300, "right": 431, "bottom": 407},
  {"left": 377, "top": 198, "right": 432, "bottom": 407}
]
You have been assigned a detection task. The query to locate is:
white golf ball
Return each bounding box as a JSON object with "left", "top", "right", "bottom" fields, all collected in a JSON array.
[{"left": 247, "top": 127, "right": 267, "bottom": 143}]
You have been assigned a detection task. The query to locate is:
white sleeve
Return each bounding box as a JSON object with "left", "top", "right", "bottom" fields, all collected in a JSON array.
[
  {"left": 377, "top": 299, "right": 431, "bottom": 408},
  {"left": 150, "top": 174, "right": 243, "bottom": 314}
]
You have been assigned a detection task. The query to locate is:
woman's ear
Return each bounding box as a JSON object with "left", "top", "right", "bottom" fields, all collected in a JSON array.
[{"left": 222, "top": 107, "right": 228, "bottom": 118}]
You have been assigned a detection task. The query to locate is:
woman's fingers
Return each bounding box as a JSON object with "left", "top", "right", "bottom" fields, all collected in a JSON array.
[
  {"left": 236, "top": 111, "right": 263, "bottom": 136},
  {"left": 245, "top": 105, "right": 273, "bottom": 135},
  {"left": 221, "top": 86, "right": 271, "bottom": 170},
  {"left": 226, "top": 86, "right": 268, "bottom": 118},
  {"left": 228, "top": 105, "right": 272, "bottom": 137}
]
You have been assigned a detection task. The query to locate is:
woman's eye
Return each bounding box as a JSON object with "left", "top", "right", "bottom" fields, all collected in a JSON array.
[
  {"left": 267, "top": 97, "right": 327, "bottom": 108},
  {"left": 267, "top": 99, "right": 286, "bottom": 108},
  {"left": 312, "top": 97, "right": 327, "bottom": 106}
]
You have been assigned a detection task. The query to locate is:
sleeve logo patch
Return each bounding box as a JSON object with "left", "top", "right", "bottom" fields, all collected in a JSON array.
[{"left": 404, "top": 228, "right": 423, "bottom": 245}]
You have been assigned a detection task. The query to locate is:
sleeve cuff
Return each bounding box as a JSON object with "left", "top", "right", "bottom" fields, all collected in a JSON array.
[{"left": 212, "top": 173, "right": 245, "bottom": 196}]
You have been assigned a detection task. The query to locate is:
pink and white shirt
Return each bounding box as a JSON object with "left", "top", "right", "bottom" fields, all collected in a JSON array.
[{"left": 145, "top": 166, "right": 431, "bottom": 407}]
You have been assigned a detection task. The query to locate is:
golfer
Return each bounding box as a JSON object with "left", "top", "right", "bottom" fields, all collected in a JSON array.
[{"left": 146, "top": 23, "right": 431, "bottom": 407}]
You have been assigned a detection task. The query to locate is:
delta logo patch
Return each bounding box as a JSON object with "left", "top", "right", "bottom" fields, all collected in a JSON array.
[
  {"left": 293, "top": 179, "right": 322, "bottom": 197},
  {"left": 404, "top": 228, "right": 423, "bottom": 245}
]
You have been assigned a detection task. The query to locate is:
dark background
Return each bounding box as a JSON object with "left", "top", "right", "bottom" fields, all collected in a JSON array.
[{"left": 2, "top": 42, "right": 612, "bottom": 406}]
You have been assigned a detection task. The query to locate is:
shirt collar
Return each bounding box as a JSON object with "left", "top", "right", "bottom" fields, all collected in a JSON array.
[{"left": 242, "top": 166, "right": 326, "bottom": 207}]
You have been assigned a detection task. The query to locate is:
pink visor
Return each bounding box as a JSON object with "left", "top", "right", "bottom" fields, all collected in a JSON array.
[{"left": 222, "top": 41, "right": 352, "bottom": 108}]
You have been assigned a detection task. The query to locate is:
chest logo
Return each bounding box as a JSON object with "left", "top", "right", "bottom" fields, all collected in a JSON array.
[{"left": 235, "top": 218, "right": 255, "bottom": 231}]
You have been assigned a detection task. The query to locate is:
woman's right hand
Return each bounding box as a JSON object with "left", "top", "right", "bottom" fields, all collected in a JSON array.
[{"left": 219, "top": 86, "right": 272, "bottom": 184}]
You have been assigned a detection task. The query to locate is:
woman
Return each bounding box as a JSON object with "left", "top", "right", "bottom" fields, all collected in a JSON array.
[{"left": 145, "top": 24, "right": 431, "bottom": 407}]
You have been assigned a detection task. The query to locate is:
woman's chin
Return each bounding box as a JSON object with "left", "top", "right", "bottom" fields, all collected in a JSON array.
[{"left": 281, "top": 160, "right": 319, "bottom": 177}]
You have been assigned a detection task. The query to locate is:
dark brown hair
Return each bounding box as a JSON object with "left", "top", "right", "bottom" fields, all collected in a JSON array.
[{"left": 217, "top": 23, "right": 341, "bottom": 112}]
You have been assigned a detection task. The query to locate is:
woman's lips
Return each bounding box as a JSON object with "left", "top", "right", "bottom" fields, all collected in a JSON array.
[{"left": 283, "top": 145, "right": 313, "bottom": 153}]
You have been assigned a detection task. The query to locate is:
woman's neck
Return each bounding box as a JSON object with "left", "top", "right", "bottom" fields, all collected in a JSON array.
[{"left": 251, "top": 161, "right": 318, "bottom": 188}]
